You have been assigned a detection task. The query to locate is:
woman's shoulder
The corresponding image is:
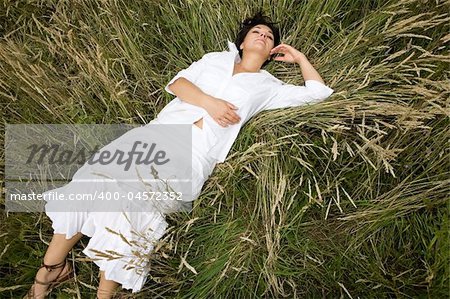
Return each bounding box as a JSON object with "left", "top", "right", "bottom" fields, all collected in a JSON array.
[{"left": 260, "top": 69, "right": 284, "bottom": 84}]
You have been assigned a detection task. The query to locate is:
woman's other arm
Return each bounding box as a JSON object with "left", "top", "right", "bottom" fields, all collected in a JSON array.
[{"left": 167, "top": 77, "right": 211, "bottom": 110}]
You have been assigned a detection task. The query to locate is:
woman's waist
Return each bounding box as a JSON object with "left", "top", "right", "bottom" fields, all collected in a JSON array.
[{"left": 191, "top": 123, "right": 219, "bottom": 162}]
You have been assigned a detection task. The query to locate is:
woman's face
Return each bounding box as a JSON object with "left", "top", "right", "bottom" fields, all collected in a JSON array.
[{"left": 240, "top": 24, "right": 275, "bottom": 59}]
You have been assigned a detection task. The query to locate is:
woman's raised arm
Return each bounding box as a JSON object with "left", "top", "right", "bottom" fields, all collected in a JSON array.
[
  {"left": 263, "top": 43, "right": 334, "bottom": 111},
  {"left": 270, "top": 43, "right": 325, "bottom": 84}
]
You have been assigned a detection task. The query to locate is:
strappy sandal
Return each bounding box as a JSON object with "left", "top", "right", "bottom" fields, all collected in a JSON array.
[{"left": 23, "top": 258, "right": 74, "bottom": 299}]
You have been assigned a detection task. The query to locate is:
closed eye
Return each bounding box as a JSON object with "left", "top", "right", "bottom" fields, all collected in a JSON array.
[{"left": 253, "top": 30, "right": 273, "bottom": 40}]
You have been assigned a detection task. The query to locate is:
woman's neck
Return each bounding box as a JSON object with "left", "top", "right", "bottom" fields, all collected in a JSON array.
[{"left": 236, "top": 53, "right": 265, "bottom": 73}]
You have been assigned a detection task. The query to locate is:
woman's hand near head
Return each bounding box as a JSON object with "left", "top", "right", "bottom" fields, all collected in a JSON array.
[
  {"left": 270, "top": 43, "right": 326, "bottom": 84},
  {"left": 202, "top": 96, "right": 241, "bottom": 127},
  {"left": 270, "top": 43, "right": 305, "bottom": 64}
]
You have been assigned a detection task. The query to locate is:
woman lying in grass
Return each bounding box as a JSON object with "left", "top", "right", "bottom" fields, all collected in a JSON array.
[{"left": 25, "top": 10, "right": 333, "bottom": 299}]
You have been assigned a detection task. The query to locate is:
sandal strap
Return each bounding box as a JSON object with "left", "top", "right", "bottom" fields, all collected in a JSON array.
[
  {"left": 33, "top": 259, "right": 68, "bottom": 286},
  {"left": 26, "top": 258, "right": 74, "bottom": 298},
  {"left": 40, "top": 259, "right": 66, "bottom": 272},
  {"left": 34, "top": 259, "right": 72, "bottom": 287}
]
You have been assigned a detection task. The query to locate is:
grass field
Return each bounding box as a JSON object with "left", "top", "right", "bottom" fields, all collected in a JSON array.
[{"left": 0, "top": 0, "right": 449, "bottom": 298}]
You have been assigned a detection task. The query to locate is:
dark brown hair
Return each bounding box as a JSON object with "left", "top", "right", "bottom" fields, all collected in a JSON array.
[{"left": 234, "top": 10, "right": 281, "bottom": 68}]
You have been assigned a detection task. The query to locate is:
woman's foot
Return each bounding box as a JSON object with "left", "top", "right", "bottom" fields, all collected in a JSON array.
[{"left": 24, "top": 259, "right": 73, "bottom": 299}]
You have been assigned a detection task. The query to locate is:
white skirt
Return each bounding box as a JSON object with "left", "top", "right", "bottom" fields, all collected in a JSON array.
[{"left": 44, "top": 120, "right": 218, "bottom": 293}]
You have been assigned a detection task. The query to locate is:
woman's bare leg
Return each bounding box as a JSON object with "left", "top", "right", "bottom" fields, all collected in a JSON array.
[
  {"left": 31, "top": 232, "right": 83, "bottom": 298},
  {"left": 45, "top": 233, "right": 83, "bottom": 262},
  {"left": 97, "top": 271, "right": 120, "bottom": 298}
]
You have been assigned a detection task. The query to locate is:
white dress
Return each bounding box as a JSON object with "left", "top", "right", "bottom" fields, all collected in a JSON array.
[{"left": 44, "top": 119, "right": 218, "bottom": 293}]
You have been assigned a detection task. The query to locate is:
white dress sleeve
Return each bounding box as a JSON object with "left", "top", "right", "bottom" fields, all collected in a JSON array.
[
  {"left": 164, "top": 54, "right": 210, "bottom": 96},
  {"left": 263, "top": 78, "right": 334, "bottom": 110}
]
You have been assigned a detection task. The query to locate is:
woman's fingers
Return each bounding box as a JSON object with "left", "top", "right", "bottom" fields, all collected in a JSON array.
[
  {"left": 270, "top": 43, "right": 303, "bottom": 64},
  {"left": 218, "top": 119, "right": 227, "bottom": 127},
  {"left": 216, "top": 112, "right": 240, "bottom": 127},
  {"left": 270, "top": 43, "right": 289, "bottom": 53},
  {"left": 225, "top": 102, "right": 240, "bottom": 123},
  {"left": 225, "top": 112, "right": 240, "bottom": 124},
  {"left": 227, "top": 110, "right": 241, "bottom": 123},
  {"left": 226, "top": 102, "right": 238, "bottom": 110},
  {"left": 211, "top": 99, "right": 241, "bottom": 127},
  {"left": 271, "top": 45, "right": 290, "bottom": 61},
  {"left": 219, "top": 118, "right": 232, "bottom": 127},
  {"left": 271, "top": 44, "right": 299, "bottom": 56}
]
